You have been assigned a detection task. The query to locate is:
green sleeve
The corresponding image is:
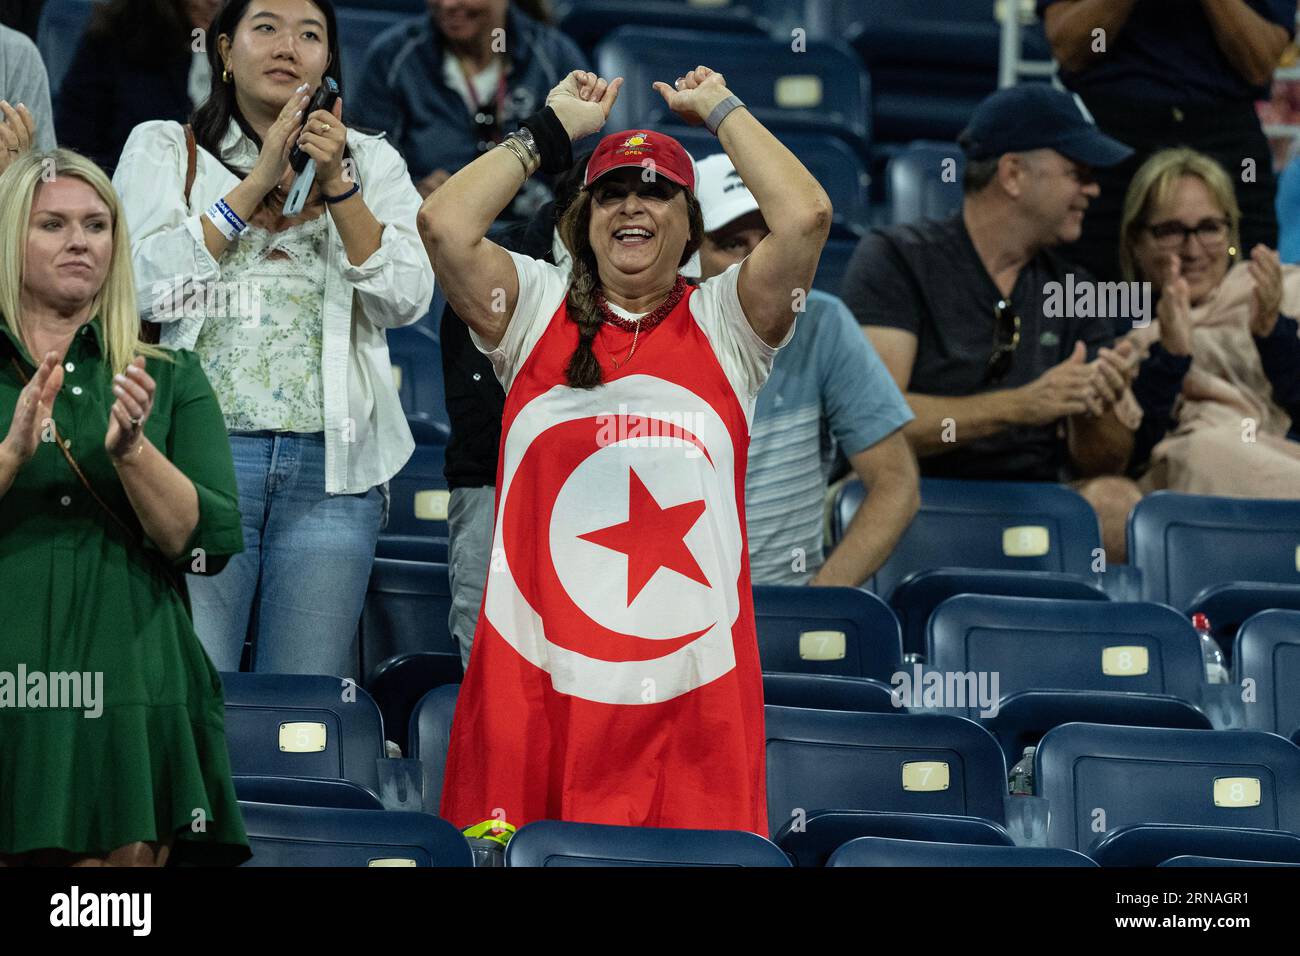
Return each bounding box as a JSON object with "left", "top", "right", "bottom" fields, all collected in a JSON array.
[{"left": 149, "top": 349, "right": 244, "bottom": 575}]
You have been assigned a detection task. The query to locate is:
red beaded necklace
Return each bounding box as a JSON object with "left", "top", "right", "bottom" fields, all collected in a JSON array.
[{"left": 596, "top": 275, "right": 688, "bottom": 368}]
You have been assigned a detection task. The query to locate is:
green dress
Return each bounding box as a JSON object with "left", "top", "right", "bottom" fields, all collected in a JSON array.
[{"left": 0, "top": 318, "right": 249, "bottom": 863}]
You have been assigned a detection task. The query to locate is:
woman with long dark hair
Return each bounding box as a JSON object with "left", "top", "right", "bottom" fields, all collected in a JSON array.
[
  {"left": 420, "top": 66, "right": 831, "bottom": 833},
  {"left": 55, "top": 0, "right": 222, "bottom": 173},
  {"left": 113, "top": 0, "right": 433, "bottom": 676}
]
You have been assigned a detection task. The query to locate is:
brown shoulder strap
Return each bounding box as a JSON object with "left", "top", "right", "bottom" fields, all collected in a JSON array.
[{"left": 183, "top": 123, "right": 197, "bottom": 206}]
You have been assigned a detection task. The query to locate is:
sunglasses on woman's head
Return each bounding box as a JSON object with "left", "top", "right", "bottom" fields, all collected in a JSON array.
[{"left": 986, "top": 298, "right": 1021, "bottom": 385}]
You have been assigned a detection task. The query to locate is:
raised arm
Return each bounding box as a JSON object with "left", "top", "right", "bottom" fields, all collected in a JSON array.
[
  {"left": 1200, "top": 0, "right": 1292, "bottom": 87},
  {"left": 417, "top": 71, "right": 623, "bottom": 350},
  {"left": 654, "top": 68, "right": 832, "bottom": 347},
  {"left": 1042, "top": 0, "right": 1140, "bottom": 73}
]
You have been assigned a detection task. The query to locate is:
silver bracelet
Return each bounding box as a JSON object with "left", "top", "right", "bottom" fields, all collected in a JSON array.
[
  {"left": 513, "top": 126, "right": 542, "bottom": 167},
  {"left": 499, "top": 133, "right": 539, "bottom": 176},
  {"left": 705, "top": 94, "right": 745, "bottom": 135}
]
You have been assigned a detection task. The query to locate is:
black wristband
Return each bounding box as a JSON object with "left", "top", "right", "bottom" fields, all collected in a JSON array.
[{"left": 520, "top": 106, "right": 573, "bottom": 175}]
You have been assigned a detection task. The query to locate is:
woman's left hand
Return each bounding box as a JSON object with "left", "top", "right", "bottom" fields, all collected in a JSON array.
[
  {"left": 1248, "top": 244, "right": 1283, "bottom": 338},
  {"left": 652, "top": 66, "right": 732, "bottom": 127},
  {"left": 295, "top": 97, "right": 350, "bottom": 197},
  {"left": 106, "top": 357, "right": 155, "bottom": 460}
]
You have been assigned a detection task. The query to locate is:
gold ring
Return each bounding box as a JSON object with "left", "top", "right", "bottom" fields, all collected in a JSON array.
[{"left": 319, "top": 122, "right": 332, "bottom": 133}]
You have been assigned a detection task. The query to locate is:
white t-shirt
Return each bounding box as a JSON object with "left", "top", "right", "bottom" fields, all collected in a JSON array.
[{"left": 472, "top": 252, "right": 793, "bottom": 421}]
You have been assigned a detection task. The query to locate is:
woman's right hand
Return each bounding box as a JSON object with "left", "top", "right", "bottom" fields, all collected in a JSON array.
[
  {"left": 1, "top": 352, "right": 63, "bottom": 471},
  {"left": 247, "top": 86, "right": 312, "bottom": 196},
  {"left": 1158, "top": 254, "right": 1193, "bottom": 357},
  {"left": 545, "top": 70, "right": 624, "bottom": 142}
]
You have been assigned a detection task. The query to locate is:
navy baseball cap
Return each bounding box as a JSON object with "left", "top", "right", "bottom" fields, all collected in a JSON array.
[{"left": 959, "top": 85, "right": 1134, "bottom": 168}]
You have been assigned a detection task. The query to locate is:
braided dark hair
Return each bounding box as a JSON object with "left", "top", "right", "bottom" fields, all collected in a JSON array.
[{"left": 556, "top": 187, "right": 704, "bottom": 390}]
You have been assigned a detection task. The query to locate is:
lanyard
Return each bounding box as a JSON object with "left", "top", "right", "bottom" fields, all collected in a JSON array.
[{"left": 455, "top": 55, "right": 509, "bottom": 145}]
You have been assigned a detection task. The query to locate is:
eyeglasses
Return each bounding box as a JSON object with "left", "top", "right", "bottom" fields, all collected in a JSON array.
[
  {"left": 591, "top": 179, "right": 681, "bottom": 205},
  {"left": 986, "top": 298, "right": 1021, "bottom": 385},
  {"left": 1143, "top": 217, "right": 1230, "bottom": 251}
]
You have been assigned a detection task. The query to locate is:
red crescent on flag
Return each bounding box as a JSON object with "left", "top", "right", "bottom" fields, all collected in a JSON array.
[{"left": 501, "top": 414, "right": 717, "bottom": 663}]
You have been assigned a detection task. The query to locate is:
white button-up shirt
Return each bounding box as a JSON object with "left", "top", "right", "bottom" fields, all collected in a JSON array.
[{"left": 113, "top": 119, "right": 434, "bottom": 494}]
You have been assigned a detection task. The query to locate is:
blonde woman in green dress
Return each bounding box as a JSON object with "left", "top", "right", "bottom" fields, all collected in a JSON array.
[{"left": 0, "top": 150, "right": 249, "bottom": 866}]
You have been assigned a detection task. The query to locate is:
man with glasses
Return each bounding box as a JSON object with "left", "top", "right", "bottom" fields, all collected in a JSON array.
[{"left": 844, "top": 85, "right": 1148, "bottom": 561}]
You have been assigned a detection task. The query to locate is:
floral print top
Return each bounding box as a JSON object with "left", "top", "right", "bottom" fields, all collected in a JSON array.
[{"left": 194, "top": 216, "right": 329, "bottom": 433}]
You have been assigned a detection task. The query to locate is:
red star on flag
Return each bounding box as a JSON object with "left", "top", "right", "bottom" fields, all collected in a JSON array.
[{"left": 578, "top": 468, "right": 710, "bottom": 606}]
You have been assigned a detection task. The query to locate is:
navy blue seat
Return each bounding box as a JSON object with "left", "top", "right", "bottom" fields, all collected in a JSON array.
[
  {"left": 1160, "top": 855, "right": 1300, "bottom": 867},
  {"left": 233, "top": 775, "right": 384, "bottom": 810},
  {"left": 336, "top": 7, "right": 406, "bottom": 97},
  {"left": 891, "top": 568, "right": 1107, "bottom": 659},
  {"left": 886, "top": 141, "right": 965, "bottom": 225},
  {"left": 827, "top": 836, "right": 1096, "bottom": 867},
  {"left": 928, "top": 596, "right": 1207, "bottom": 718},
  {"left": 367, "top": 651, "right": 463, "bottom": 756},
  {"left": 505, "top": 820, "right": 791, "bottom": 867},
  {"left": 240, "top": 802, "right": 472, "bottom": 866},
  {"left": 1234, "top": 609, "right": 1300, "bottom": 737},
  {"left": 813, "top": 236, "right": 857, "bottom": 297},
  {"left": 220, "top": 673, "right": 386, "bottom": 794},
  {"left": 379, "top": 441, "right": 450, "bottom": 562},
  {"left": 596, "top": 26, "right": 871, "bottom": 158},
  {"left": 1037, "top": 723, "right": 1300, "bottom": 852},
  {"left": 358, "top": 559, "right": 460, "bottom": 684},
  {"left": 753, "top": 585, "right": 901, "bottom": 682},
  {"left": 387, "top": 323, "right": 451, "bottom": 445},
  {"left": 556, "top": 0, "right": 767, "bottom": 59},
  {"left": 1190, "top": 582, "right": 1300, "bottom": 656},
  {"left": 776, "top": 809, "right": 1014, "bottom": 868},
  {"left": 765, "top": 706, "right": 1008, "bottom": 848},
  {"left": 668, "top": 126, "right": 869, "bottom": 237},
  {"left": 834, "top": 478, "right": 1103, "bottom": 599},
  {"left": 35, "top": 0, "right": 99, "bottom": 98},
  {"left": 408, "top": 684, "right": 459, "bottom": 813},
  {"left": 762, "top": 673, "right": 899, "bottom": 713},
  {"left": 1089, "top": 823, "right": 1300, "bottom": 867},
  {"left": 988, "top": 690, "right": 1211, "bottom": 767},
  {"left": 848, "top": 0, "right": 1051, "bottom": 144},
  {"left": 1128, "top": 491, "right": 1300, "bottom": 608}
]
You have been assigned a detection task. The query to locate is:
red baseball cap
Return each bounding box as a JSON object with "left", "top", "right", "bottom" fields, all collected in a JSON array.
[{"left": 584, "top": 129, "right": 696, "bottom": 191}]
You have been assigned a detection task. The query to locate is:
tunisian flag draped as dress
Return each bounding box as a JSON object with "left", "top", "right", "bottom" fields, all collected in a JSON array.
[{"left": 439, "top": 281, "right": 768, "bottom": 834}]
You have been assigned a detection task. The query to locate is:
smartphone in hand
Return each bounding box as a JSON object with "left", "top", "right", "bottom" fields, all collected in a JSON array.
[{"left": 289, "top": 76, "right": 341, "bottom": 173}]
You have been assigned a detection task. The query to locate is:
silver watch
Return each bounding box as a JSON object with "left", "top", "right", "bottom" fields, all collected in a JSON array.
[{"left": 512, "top": 126, "right": 542, "bottom": 165}]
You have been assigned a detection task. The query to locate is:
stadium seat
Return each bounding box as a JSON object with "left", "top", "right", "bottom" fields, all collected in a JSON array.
[
  {"left": 927, "top": 596, "right": 1207, "bottom": 718},
  {"left": 555, "top": 0, "right": 767, "bottom": 60},
  {"left": 335, "top": 7, "right": 407, "bottom": 97},
  {"left": 233, "top": 775, "right": 385, "bottom": 810},
  {"left": 367, "top": 651, "right": 463, "bottom": 755},
  {"left": 407, "top": 684, "right": 459, "bottom": 813},
  {"left": 596, "top": 26, "right": 871, "bottom": 157},
  {"left": 379, "top": 441, "right": 450, "bottom": 562},
  {"left": 35, "top": 0, "right": 99, "bottom": 98},
  {"left": 890, "top": 567, "right": 1107, "bottom": 659},
  {"left": 358, "top": 559, "right": 461, "bottom": 684},
  {"left": 388, "top": 323, "right": 451, "bottom": 445},
  {"left": 1188, "top": 582, "right": 1300, "bottom": 655},
  {"left": 1128, "top": 491, "right": 1300, "bottom": 609},
  {"left": 762, "top": 673, "right": 899, "bottom": 713},
  {"left": 1160, "top": 855, "right": 1300, "bottom": 867},
  {"left": 765, "top": 706, "right": 1008, "bottom": 850},
  {"left": 813, "top": 236, "right": 857, "bottom": 297},
  {"left": 827, "top": 835, "right": 1096, "bottom": 867},
  {"left": 988, "top": 690, "right": 1211, "bottom": 767},
  {"left": 847, "top": 0, "right": 1051, "bottom": 143},
  {"left": 1089, "top": 823, "right": 1300, "bottom": 867},
  {"left": 834, "top": 478, "right": 1103, "bottom": 599},
  {"left": 776, "top": 810, "right": 1014, "bottom": 869},
  {"left": 220, "top": 673, "right": 386, "bottom": 794},
  {"left": 1234, "top": 609, "right": 1300, "bottom": 737},
  {"left": 505, "top": 820, "right": 791, "bottom": 867},
  {"left": 752, "top": 585, "right": 902, "bottom": 682},
  {"left": 886, "top": 141, "right": 965, "bottom": 225},
  {"left": 1036, "top": 723, "right": 1300, "bottom": 852},
  {"left": 239, "top": 802, "right": 473, "bottom": 866},
  {"left": 667, "top": 126, "right": 870, "bottom": 236}
]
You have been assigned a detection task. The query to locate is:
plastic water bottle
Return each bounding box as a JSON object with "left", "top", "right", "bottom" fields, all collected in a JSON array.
[
  {"left": 1008, "top": 746, "right": 1036, "bottom": 796},
  {"left": 1192, "top": 613, "right": 1229, "bottom": 684}
]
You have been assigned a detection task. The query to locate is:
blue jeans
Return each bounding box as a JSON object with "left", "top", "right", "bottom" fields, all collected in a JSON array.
[
  {"left": 189, "top": 432, "right": 382, "bottom": 676},
  {"left": 447, "top": 485, "right": 495, "bottom": 671}
]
